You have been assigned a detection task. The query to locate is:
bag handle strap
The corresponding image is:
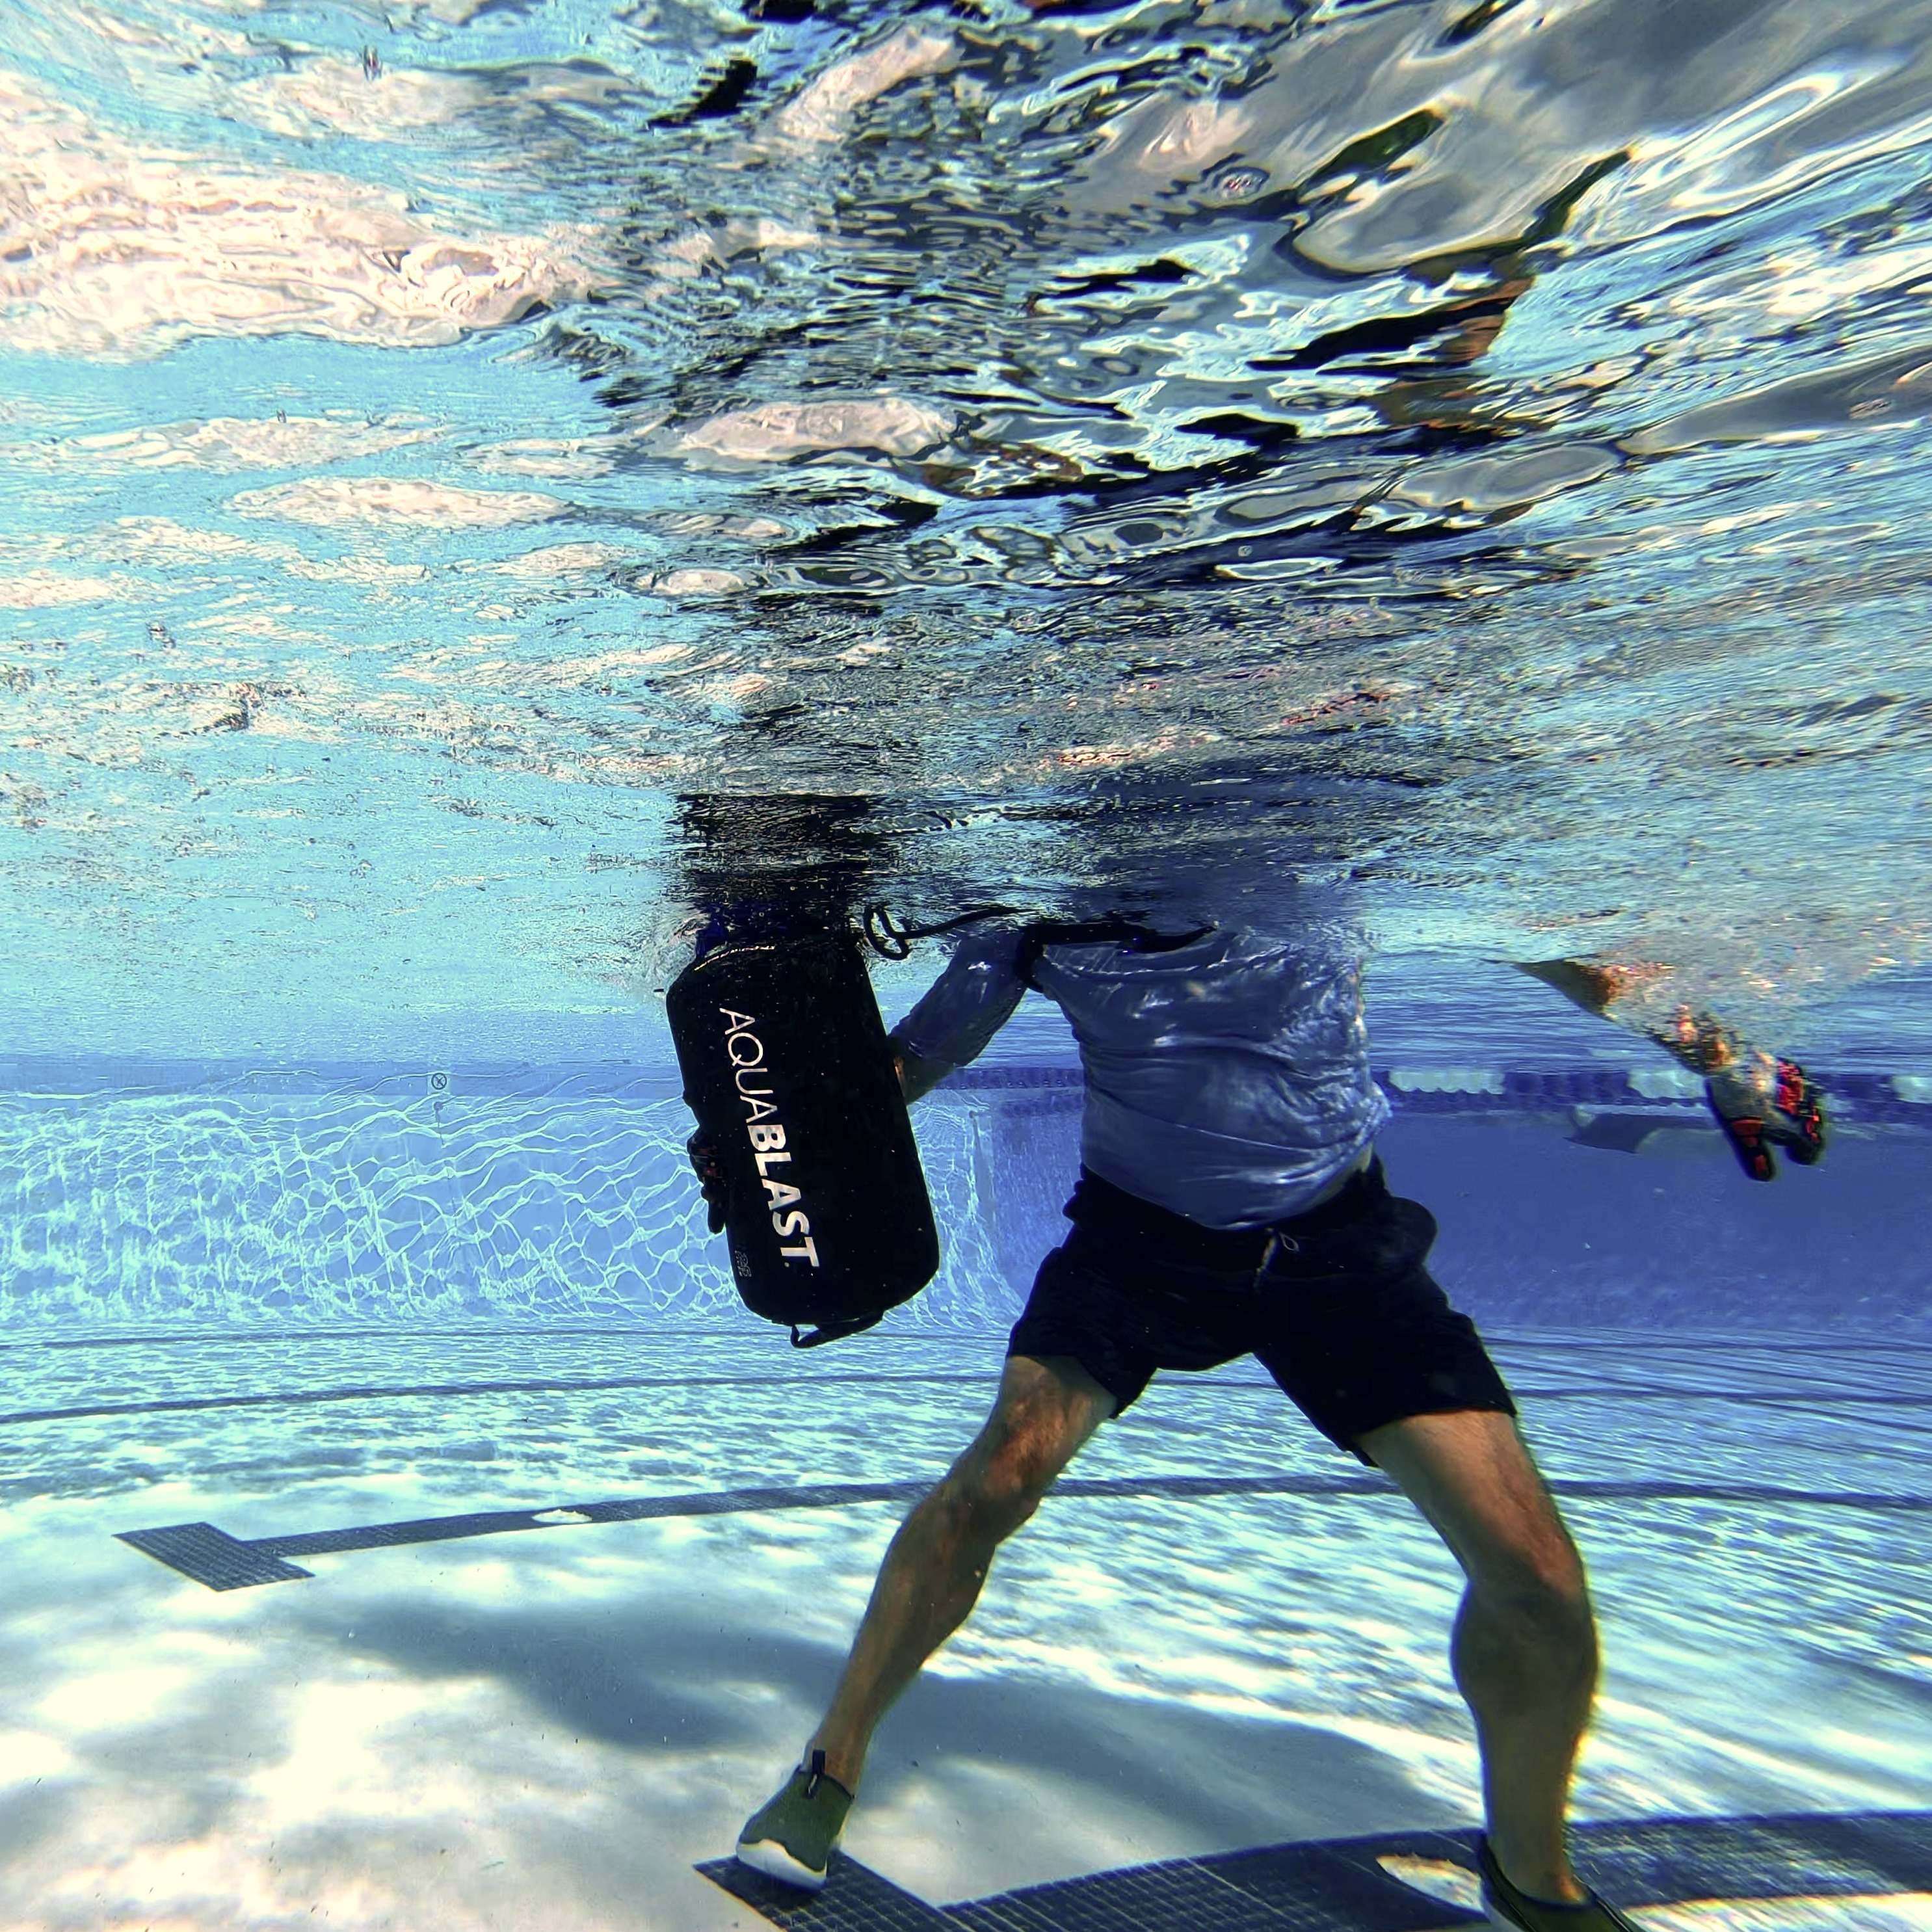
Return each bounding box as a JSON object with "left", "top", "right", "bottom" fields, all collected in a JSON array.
[
  {"left": 862, "top": 902, "right": 1021, "bottom": 959},
  {"left": 791, "top": 1312, "right": 886, "bottom": 1349},
  {"left": 864, "top": 902, "right": 1211, "bottom": 973}
]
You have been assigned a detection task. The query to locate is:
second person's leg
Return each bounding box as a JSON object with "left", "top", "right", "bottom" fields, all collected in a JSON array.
[
  {"left": 808, "top": 1350, "right": 1117, "bottom": 1792},
  {"left": 1357, "top": 1408, "right": 1598, "bottom": 1903}
]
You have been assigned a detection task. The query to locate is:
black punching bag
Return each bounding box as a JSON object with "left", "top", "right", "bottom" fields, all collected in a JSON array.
[{"left": 667, "top": 930, "right": 940, "bottom": 1346}]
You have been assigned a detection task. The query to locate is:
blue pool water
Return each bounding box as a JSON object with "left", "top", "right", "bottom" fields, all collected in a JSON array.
[
  {"left": 1, "top": 1061, "right": 1927, "bottom": 1338},
  {"left": 1, "top": 0, "right": 1931, "bottom": 1057},
  {"left": 1, "top": 1, "right": 1929, "bottom": 1927}
]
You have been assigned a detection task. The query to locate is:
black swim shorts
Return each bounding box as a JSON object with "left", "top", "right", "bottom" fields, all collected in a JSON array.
[{"left": 1007, "top": 1159, "right": 1516, "bottom": 1461}]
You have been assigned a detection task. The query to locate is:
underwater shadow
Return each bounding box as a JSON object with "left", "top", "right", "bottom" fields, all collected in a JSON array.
[
  {"left": 315, "top": 1591, "right": 1430, "bottom": 1845},
  {"left": 0, "top": 1778, "right": 75, "bottom": 1881}
]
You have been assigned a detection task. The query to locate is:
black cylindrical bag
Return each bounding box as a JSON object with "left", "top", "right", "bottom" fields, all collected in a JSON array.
[{"left": 667, "top": 931, "right": 940, "bottom": 1347}]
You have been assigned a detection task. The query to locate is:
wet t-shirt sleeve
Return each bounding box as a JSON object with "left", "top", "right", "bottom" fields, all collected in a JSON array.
[{"left": 888, "top": 925, "right": 1030, "bottom": 1073}]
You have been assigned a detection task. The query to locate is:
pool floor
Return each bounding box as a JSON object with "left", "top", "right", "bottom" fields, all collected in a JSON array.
[{"left": 2, "top": 1327, "right": 1927, "bottom": 1930}]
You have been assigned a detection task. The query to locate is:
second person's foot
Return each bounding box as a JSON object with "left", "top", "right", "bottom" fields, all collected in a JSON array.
[
  {"left": 1477, "top": 1837, "right": 1639, "bottom": 1932},
  {"left": 735, "top": 1750, "right": 855, "bottom": 1892}
]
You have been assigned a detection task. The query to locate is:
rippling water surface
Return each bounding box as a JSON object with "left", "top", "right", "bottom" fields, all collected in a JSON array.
[{"left": 3, "top": 0, "right": 1931, "bottom": 1057}]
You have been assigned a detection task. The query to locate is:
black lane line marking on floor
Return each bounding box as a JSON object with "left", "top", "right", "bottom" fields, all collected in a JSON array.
[
  {"left": 20, "top": 1375, "right": 1932, "bottom": 1431},
  {"left": 0, "top": 1329, "right": 891, "bottom": 1358},
  {"left": 2, "top": 1371, "right": 999, "bottom": 1428},
  {"left": 1485, "top": 1330, "right": 1932, "bottom": 1351},
  {"left": 11, "top": 1325, "right": 1929, "bottom": 1359},
  {"left": 0, "top": 1325, "right": 1005, "bottom": 1356},
  {"left": 700, "top": 1806, "right": 1932, "bottom": 1931},
  {"left": 116, "top": 1475, "right": 1931, "bottom": 1591}
]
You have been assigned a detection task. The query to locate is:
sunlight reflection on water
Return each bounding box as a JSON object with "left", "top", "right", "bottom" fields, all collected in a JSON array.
[{"left": 0, "top": 0, "right": 1929, "bottom": 1054}]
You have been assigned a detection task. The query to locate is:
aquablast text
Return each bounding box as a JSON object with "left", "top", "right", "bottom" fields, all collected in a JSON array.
[{"left": 720, "top": 1007, "right": 821, "bottom": 1268}]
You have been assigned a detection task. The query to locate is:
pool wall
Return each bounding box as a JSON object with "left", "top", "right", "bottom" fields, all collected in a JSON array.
[{"left": 0, "top": 1068, "right": 1924, "bottom": 1339}]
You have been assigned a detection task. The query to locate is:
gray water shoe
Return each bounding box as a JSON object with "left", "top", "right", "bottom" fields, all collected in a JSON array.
[{"left": 735, "top": 1750, "right": 854, "bottom": 1892}]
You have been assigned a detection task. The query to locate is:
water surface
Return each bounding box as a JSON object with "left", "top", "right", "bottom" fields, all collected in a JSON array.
[{"left": 3, "top": 0, "right": 1931, "bottom": 1057}]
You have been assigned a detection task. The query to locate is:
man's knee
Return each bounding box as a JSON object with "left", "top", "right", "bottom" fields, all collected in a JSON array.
[
  {"left": 949, "top": 1474, "right": 1041, "bottom": 1545},
  {"left": 944, "top": 1420, "right": 1070, "bottom": 1541},
  {"left": 933, "top": 1356, "right": 1110, "bottom": 1541},
  {"left": 1471, "top": 1534, "right": 1596, "bottom": 1653}
]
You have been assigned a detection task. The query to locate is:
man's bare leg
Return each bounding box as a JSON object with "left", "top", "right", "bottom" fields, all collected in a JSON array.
[
  {"left": 807, "top": 1353, "right": 1115, "bottom": 1792},
  {"left": 1357, "top": 1409, "right": 1598, "bottom": 1904}
]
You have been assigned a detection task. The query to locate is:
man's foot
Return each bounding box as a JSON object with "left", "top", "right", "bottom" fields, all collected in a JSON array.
[
  {"left": 734, "top": 1750, "right": 855, "bottom": 1892},
  {"left": 1478, "top": 1837, "right": 1639, "bottom": 1932}
]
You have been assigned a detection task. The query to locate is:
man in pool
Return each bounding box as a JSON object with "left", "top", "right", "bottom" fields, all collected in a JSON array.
[{"left": 727, "top": 918, "right": 1825, "bottom": 1929}]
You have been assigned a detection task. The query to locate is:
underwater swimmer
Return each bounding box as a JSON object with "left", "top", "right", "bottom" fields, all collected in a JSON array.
[{"left": 732, "top": 919, "right": 1827, "bottom": 1924}]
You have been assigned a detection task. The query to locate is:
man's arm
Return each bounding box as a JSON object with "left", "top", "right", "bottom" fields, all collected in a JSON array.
[
  {"left": 886, "top": 923, "right": 1031, "bottom": 1104},
  {"left": 1518, "top": 959, "right": 1827, "bottom": 1180},
  {"left": 892, "top": 1047, "right": 953, "bottom": 1104}
]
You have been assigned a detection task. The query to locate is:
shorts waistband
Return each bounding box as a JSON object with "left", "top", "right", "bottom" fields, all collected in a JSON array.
[{"left": 1063, "top": 1159, "right": 1384, "bottom": 1270}]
